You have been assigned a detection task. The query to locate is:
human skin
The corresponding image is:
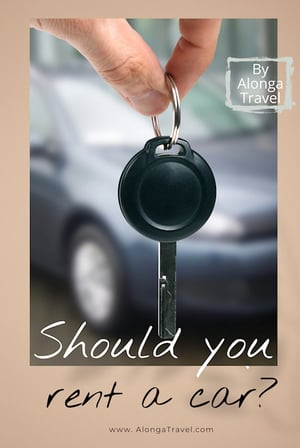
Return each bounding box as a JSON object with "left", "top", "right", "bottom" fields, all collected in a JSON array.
[{"left": 30, "top": 18, "right": 221, "bottom": 115}]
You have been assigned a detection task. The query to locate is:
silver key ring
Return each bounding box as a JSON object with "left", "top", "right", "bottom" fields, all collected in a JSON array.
[{"left": 151, "top": 73, "right": 181, "bottom": 149}]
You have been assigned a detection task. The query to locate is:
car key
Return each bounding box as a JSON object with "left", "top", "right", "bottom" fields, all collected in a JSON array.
[
  {"left": 118, "top": 75, "right": 216, "bottom": 339},
  {"left": 118, "top": 135, "right": 216, "bottom": 338},
  {"left": 158, "top": 241, "right": 176, "bottom": 338}
]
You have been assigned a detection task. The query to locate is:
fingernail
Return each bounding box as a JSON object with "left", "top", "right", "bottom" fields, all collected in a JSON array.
[{"left": 127, "top": 90, "right": 169, "bottom": 116}]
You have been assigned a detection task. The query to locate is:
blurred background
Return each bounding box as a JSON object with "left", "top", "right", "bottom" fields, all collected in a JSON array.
[{"left": 30, "top": 19, "right": 277, "bottom": 365}]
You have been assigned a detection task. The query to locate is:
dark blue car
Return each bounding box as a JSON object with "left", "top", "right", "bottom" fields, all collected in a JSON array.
[{"left": 30, "top": 65, "right": 277, "bottom": 333}]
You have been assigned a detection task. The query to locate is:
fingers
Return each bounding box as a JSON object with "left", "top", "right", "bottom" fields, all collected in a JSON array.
[
  {"left": 30, "top": 19, "right": 221, "bottom": 115},
  {"left": 166, "top": 19, "right": 221, "bottom": 98},
  {"left": 30, "top": 19, "right": 170, "bottom": 115}
]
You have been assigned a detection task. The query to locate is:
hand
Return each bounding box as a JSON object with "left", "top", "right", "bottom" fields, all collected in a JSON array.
[{"left": 30, "top": 19, "right": 221, "bottom": 116}]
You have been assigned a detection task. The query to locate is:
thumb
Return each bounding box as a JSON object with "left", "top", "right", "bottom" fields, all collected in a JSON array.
[{"left": 30, "top": 18, "right": 170, "bottom": 116}]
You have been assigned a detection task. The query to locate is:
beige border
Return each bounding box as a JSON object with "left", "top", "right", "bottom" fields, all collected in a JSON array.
[{"left": 1, "top": 2, "right": 299, "bottom": 447}]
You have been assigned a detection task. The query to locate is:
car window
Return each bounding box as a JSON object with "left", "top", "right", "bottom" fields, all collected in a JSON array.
[{"left": 30, "top": 82, "right": 55, "bottom": 142}]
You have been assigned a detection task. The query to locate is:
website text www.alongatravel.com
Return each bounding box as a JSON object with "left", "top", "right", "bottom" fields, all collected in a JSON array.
[{"left": 109, "top": 425, "right": 214, "bottom": 434}]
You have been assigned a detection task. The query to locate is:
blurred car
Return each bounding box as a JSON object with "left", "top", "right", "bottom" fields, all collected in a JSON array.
[{"left": 30, "top": 64, "right": 277, "bottom": 332}]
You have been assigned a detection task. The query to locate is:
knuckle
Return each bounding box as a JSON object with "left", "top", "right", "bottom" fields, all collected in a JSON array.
[{"left": 98, "top": 56, "right": 147, "bottom": 93}]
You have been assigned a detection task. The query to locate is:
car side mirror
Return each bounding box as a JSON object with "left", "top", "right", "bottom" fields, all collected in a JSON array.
[
  {"left": 30, "top": 133, "right": 48, "bottom": 156},
  {"left": 30, "top": 133, "right": 64, "bottom": 165}
]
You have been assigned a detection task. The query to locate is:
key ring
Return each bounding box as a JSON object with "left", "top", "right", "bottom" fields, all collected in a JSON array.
[{"left": 151, "top": 73, "right": 181, "bottom": 149}]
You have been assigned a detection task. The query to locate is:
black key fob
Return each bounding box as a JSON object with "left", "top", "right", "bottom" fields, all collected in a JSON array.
[{"left": 118, "top": 136, "right": 216, "bottom": 242}]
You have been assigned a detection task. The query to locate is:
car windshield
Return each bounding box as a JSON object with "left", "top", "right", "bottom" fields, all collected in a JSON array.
[
  {"left": 53, "top": 77, "right": 153, "bottom": 146},
  {"left": 53, "top": 76, "right": 213, "bottom": 146}
]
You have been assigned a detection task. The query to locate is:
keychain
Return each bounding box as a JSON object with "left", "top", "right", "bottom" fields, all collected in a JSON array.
[{"left": 118, "top": 74, "right": 216, "bottom": 339}]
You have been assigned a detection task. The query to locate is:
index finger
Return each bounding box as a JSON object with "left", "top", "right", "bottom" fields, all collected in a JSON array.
[{"left": 166, "top": 19, "right": 221, "bottom": 98}]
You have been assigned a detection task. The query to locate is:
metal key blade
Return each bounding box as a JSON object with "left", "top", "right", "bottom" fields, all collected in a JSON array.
[{"left": 158, "top": 242, "right": 176, "bottom": 339}]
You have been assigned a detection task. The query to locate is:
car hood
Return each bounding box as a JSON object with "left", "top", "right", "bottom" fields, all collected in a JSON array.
[
  {"left": 77, "top": 131, "right": 276, "bottom": 241},
  {"left": 196, "top": 132, "right": 277, "bottom": 239}
]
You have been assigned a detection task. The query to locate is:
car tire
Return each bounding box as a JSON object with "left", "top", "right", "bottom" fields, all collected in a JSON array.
[{"left": 68, "top": 224, "right": 125, "bottom": 332}]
